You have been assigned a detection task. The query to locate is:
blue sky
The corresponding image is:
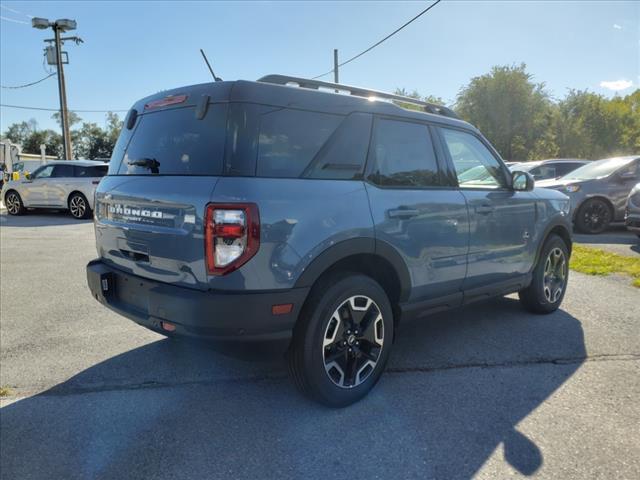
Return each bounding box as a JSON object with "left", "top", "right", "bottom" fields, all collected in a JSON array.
[{"left": 1, "top": 1, "right": 638, "bottom": 132}]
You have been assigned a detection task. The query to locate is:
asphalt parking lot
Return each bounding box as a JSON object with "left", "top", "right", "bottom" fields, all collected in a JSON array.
[{"left": 1, "top": 211, "right": 639, "bottom": 480}]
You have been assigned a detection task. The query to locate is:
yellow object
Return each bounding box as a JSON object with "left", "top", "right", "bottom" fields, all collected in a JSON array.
[{"left": 12, "top": 172, "right": 19, "bottom": 181}]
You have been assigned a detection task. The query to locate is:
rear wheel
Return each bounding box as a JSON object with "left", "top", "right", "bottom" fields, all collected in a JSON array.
[
  {"left": 519, "top": 234, "right": 569, "bottom": 314},
  {"left": 287, "top": 273, "right": 393, "bottom": 407},
  {"left": 575, "top": 198, "right": 612, "bottom": 234},
  {"left": 68, "top": 192, "right": 91, "bottom": 219},
  {"left": 5, "top": 191, "right": 25, "bottom": 216}
]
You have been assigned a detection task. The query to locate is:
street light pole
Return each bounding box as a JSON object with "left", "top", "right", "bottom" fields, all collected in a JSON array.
[
  {"left": 53, "top": 25, "right": 72, "bottom": 159},
  {"left": 32, "top": 17, "right": 78, "bottom": 160}
]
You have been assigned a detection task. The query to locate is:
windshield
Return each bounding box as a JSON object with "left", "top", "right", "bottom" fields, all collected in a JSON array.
[{"left": 563, "top": 157, "right": 635, "bottom": 181}]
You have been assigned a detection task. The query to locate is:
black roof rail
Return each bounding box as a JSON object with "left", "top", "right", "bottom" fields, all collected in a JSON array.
[{"left": 258, "top": 74, "right": 461, "bottom": 120}]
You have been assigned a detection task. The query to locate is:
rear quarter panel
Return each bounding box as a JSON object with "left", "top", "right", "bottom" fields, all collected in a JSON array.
[{"left": 208, "top": 177, "right": 374, "bottom": 291}]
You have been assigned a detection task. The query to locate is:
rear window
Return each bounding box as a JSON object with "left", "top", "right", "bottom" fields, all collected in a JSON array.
[{"left": 112, "top": 104, "right": 227, "bottom": 175}]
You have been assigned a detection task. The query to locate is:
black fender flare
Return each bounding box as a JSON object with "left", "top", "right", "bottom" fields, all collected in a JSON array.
[
  {"left": 532, "top": 218, "right": 573, "bottom": 271},
  {"left": 293, "top": 237, "right": 412, "bottom": 302}
]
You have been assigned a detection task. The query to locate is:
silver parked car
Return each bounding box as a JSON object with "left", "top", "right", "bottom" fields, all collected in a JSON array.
[
  {"left": 625, "top": 183, "right": 640, "bottom": 237},
  {"left": 537, "top": 156, "right": 640, "bottom": 234},
  {"left": 1, "top": 160, "right": 108, "bottom": 219},
  {"left": 508, "top": 159, "right": 589, "bottom": 181}
]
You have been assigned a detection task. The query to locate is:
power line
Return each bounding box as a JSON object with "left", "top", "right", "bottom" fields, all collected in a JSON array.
[
  {"left": 0, "top": 103, "right": 128, "bottom": 113},
  {"left": 0, "top": 15, "right": 28, "bottom": 25},
  {"left": 1, "top": 73, "right": 57, "bottom": 89},
  {"left": 312, "top": 0, "right": 442, "bottom": 80}
]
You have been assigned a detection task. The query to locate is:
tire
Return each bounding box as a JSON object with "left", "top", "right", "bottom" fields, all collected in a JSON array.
[
  {"left": 287, "top": 273, "right": 394, "bottom": 407},
  {"left": 519, "top": 234, "right": 569, "bottom": 314},
  {"left": 5, "top": 191, "right": 26, "bottom": 216},
  {"left": 575, "top": 198, "right": 612, "bottom": 234},
  {"left": 68, "top": 192, "right": 91, "bottom": 219}
]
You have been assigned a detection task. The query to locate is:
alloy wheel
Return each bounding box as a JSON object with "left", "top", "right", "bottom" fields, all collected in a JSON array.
[
  {"left": 6, "top": 193, "right": 20, "bottom": 215},
  {"left": 543, "top": 247, "right": 567, "bottom": 303},
  {"left": 322, "top": 295, "right": 384, "bottom": 388},
  {"left": 582, "top": 201, "right": 610, "bottom": 233},
  {"left": 70, "top": 195, "right": 86, "bottom": 218}
]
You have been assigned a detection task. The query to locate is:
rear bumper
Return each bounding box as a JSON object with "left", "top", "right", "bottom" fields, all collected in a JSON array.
[{"left": 86, "top": 259, "right": 309, "bottom": 341}]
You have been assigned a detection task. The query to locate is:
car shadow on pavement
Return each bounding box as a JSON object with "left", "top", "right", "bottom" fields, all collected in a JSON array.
[
  {"left": 0, "top": 297, "right": 585, "bottom": 479},
  {"left": 0, "top": 210, "right": 91, "bottom": 227},
  {"left": 573, "top": 225, "right": 638, "bottom": 246}
]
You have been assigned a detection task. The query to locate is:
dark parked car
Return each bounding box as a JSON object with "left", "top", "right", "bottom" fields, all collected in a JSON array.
[
  {"left": 625, "top": 183, "right": 640, "bottom": 237},
  {"left": 87, "top": 75, "right": 573, "bottom": 407},
  {"left": 509, "top": 159, "right": 588, "bottom": 181},
  {"left": 537, "top": 156, "right": 640, "bottom": 234}
]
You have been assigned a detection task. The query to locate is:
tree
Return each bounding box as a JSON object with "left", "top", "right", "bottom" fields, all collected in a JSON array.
[
  {"left": 21, "top": 129, "right": 62, "bottom": 157},
  {"left": 455, "top": 64, "right": 555, "bottom": 161},
  {"left": 3, "top": 119, "right": 38, "bottom": 146},
  {"left": 51, "top": 110, "right": 82, "bottom": 129},
  {"left": 394, "top": 88, "right": 445, "bottom": 111}
]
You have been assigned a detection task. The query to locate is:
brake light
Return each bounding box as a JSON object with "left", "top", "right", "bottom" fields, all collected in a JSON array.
[
  {"left": 144, "top": 94, "right": 187, "bottom": 110},
  {"left": 205, "top": 203, "right": 259, "bottom": 275}
]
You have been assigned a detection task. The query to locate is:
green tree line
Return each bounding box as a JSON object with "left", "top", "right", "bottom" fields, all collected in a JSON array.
[
  {"left": 399, "top": 63, "right": 638, "bottom": 161},
  {"left": 2, "top": 111, "right": 123, "bottom": 160},
  {"left": 2, "top": 64, "right": 638, "bottom": 162}
]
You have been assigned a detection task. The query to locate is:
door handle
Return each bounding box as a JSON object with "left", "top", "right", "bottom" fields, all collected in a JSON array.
[
  {"left": 388, "top": 208, "right": 420, "bottom": 219},
  {"left": 475, "top": 204, "right": 494, "bottom": 214}
]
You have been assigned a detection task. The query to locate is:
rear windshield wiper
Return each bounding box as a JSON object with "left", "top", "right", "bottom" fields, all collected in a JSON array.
[{"left": 128, "top": 157, "right": 160, "bottom": 174}]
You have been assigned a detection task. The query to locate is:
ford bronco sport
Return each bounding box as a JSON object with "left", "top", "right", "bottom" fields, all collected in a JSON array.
[{"left": 87, "top": 75, "right": 572, "bottom": 407}]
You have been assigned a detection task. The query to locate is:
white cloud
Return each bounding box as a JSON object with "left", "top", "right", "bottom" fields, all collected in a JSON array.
[
  {"left": 599, "top": 79, "right": 633, "bottom": 91},
  {"left": 613, "top": 23, "right": 623, "bottom": 30}
]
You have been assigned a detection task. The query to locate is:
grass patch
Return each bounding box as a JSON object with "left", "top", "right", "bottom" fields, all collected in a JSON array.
[
  {"left": 0, "top": 386, "right": 13, "bottom": 397},
  {"left": 570, "top": 245, "right": 640, "bottom": 288}
]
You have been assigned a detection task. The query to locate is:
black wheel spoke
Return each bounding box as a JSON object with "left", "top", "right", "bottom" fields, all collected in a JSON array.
[{"left": 322, "top": 295, "right": 385, "bottom": 389}]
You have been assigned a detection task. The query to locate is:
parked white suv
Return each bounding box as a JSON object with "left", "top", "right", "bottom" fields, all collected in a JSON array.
[{"left": 2, "top": 160, "right": 108, "bottom": 219}]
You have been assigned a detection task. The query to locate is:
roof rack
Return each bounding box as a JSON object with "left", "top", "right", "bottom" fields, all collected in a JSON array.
[{"left": 258, "top": 74, "right": 461, "bottom": 120}]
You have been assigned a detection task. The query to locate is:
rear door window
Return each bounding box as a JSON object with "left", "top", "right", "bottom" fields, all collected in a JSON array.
[
  {"left": 257, "top": 108, "right": 343, "bottom": 178},
  {"left": 114, "top": 104, "right": 227, "bottom": 175},
  {"left": 52, "top": 164, "right": 74, "bottom": 178},
  {"left": 367, "top": 118, "right": 441, "bottom": 188},
  {"left": 75, "top": 165, "right": 108, "bottom": 177}
]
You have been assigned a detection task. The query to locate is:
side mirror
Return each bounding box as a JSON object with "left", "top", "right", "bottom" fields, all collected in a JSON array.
[{"left": 512, "top": 171, "right": 534, "bottom": 192}]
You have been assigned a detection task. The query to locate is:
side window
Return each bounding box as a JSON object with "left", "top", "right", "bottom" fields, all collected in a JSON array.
[
  {"left": 302, "top": 113, "right": 372, "bottom": 180},
  {"left": 368, "top": 118, "right": 440, "bottom": 188},
  {"left": 52, "top": 164, "right": 74, "bottom": 178},
  {"left": 75, "top": 166, "right": 108, "bottom": 177},
  {"left": 33, "top": 165, "right": 54, "bottom": 179},
  {"left": 257, "top": 108, "right": 342, "bottom": 178},
  {"left": 440, "top": 128, "right": 507, "bottom": 189},
  {"left": 555, "top": 163, "right": 578, "bottom": 177},
  {"left": 530, "top": 165, "right": 556, "bottom": 180}
]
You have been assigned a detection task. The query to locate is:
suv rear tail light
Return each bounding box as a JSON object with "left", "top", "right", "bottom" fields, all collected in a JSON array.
[{"left": 205, "top": 204, "right": 259, "bottom": 275}]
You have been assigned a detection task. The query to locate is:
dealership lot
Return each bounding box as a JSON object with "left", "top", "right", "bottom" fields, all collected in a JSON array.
[{"left": 1, "top": 212, "right": 639, "bottom": 479}]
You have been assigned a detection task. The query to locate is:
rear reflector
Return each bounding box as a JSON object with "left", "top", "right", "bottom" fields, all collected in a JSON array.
[
  {"left": 161, "top": 321, "right": 176, "bottom": 332},
  {"left": 145, "top": 94, "right": 187, "bottom": 110},
  {"left": 272, "top": 304, "right": 293, "bottom": 315}
]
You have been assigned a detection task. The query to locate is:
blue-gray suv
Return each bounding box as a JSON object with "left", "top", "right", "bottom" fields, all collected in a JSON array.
[{"left": 87, "top": 75, "right": 573, "bottom": 406}]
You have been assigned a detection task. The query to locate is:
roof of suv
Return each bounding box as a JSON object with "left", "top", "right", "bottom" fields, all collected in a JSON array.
[{"left": 132, "top": 77, "right": 477, "bottom": 132}]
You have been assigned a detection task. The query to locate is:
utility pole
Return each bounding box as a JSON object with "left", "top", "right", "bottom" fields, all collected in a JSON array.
[
  {"left": 32, "top": 17, "right": 80, "bottom": 160},
  {"left": 53, "top": 25, "right": 72, "bottom": 159},
  {"left": 333, "top": 49, "right": 339, "bottom": 85}
]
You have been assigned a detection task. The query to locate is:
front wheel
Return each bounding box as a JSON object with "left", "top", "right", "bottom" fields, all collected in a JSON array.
[
  {"left": 68, "top": 193, "right": 91, "bottom": 219},
  {"left": 5, "top": 191, "right": 26, "bottom": 216},
  {"left": 519, "top": 234, "right": 569, "bottom": 314},
  {"left": 575, "top": 198, "right": 612, "bottom": 234},
  {"left": 287, "top": 273, "right": 394, "bottom": 407}
]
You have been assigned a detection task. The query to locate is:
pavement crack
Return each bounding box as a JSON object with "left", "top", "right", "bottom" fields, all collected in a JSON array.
[{"left": 3, "top": 353, "right": 638, "bottom": 399}]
